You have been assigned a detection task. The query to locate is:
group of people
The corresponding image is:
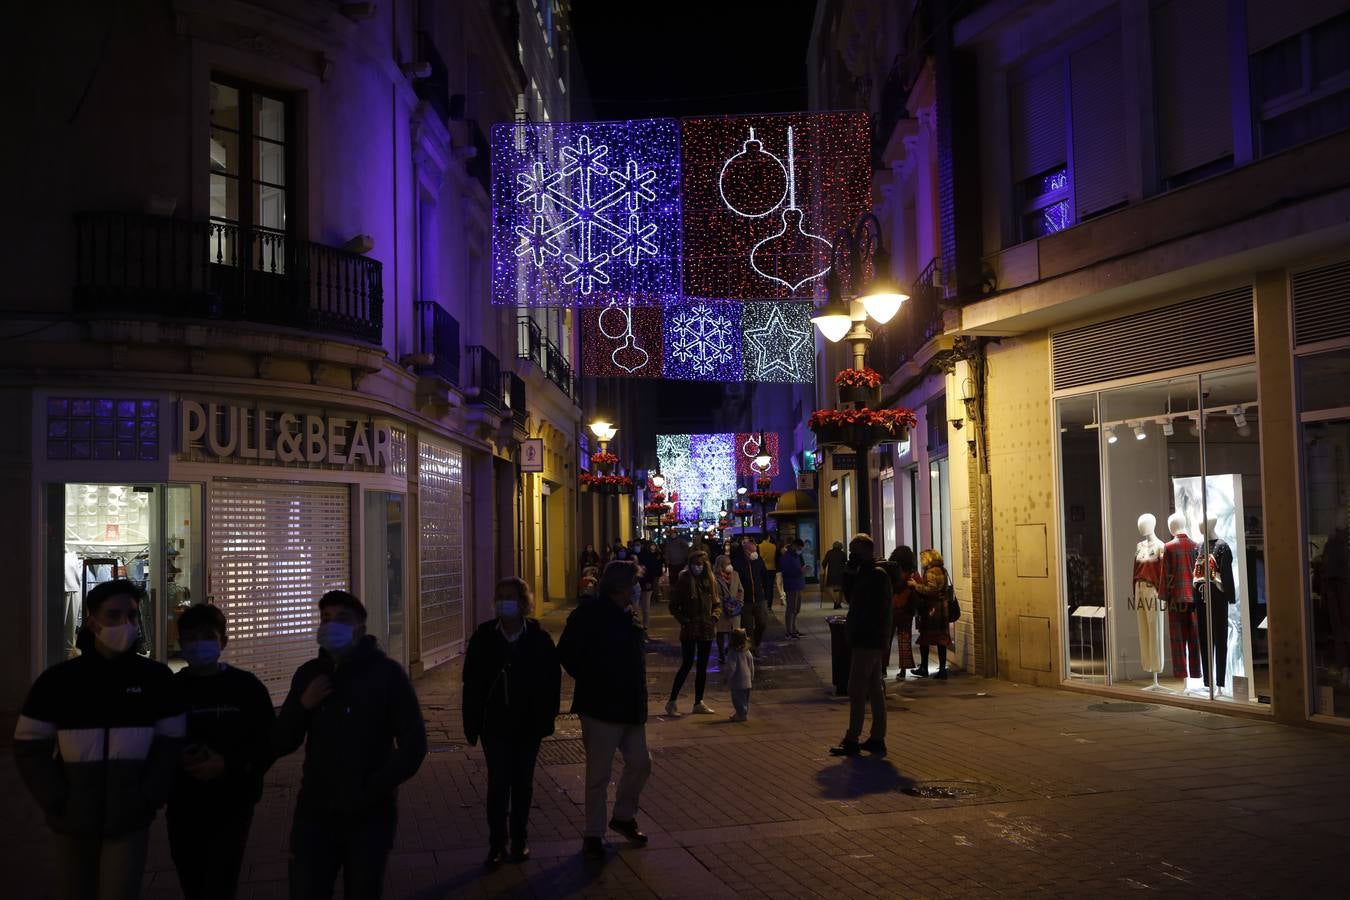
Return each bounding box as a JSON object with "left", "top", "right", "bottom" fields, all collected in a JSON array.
[{"left": 16, "top": 580, "right": 427, "bottom": 900}]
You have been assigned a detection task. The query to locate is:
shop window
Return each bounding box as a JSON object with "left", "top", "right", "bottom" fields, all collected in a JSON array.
[
  {"left": 1251, "top": 12, "right": 1350, "bottom": 156},
  {"left": 1056, "top": 365, "right": 1267, "bottom": 705},
  {"left": 46, "top": 397, "right": 158, "bottom": 461},
  {"left": 1300, "top": 348, "right": 1350, "bottom": 717},
  {"left": 928, "top": 456, "right": 952, "bottom": 565}
]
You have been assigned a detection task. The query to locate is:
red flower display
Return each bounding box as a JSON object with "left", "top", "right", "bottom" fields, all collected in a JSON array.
[
  {"left": 755, "top": 475, "right": 772, "bottom": 490},
  {"left": 834, "top": 367, "right": 883, "bottom": 389},
  {"left": 808, "top": 407, "right": 917, "bottom": 432},
  {"left": 590, "top": 451, "right": 619, "bottom": 468},
  {"left": 747, "top": 490, "right": 781, "bottom": 504},
  {"left": 580, "top": 473, "right": 634, "bottom": 492},
  {"left": 644, "top": 501, "right": 671, "bottom": 515}
]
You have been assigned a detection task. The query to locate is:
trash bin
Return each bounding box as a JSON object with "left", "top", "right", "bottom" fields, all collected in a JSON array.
[{"left": 826, "top": 615, "right": 850, "bottom": 696}]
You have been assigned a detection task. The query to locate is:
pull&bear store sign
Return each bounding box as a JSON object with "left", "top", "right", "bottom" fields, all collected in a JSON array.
[{"left": 178, "top": 400, "right": 392, "bottom": 469}]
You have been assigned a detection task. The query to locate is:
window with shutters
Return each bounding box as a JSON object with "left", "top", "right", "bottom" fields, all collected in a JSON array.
[
  {"left": 1250, "top": 10, "right": 1350, "bottom": 157},
  {"left": 418, "top": 440, "right": 465, "bottom": 665},
  {"left": 1008, "top": 26, "right": 1127, "bottom": 244},
  {"left": 1153, "top": 0, "right": 1235, "bottom": 188}
]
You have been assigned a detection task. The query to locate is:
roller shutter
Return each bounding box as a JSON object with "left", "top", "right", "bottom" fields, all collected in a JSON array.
[
  {"left": 1293, "top": 259, "right": 1350, "bottom": 348},
  {"left": 418, "top": 440, "right": 465, "bottom": 668},
  {"left": 1154, "top": 0, "right": 1233, "bottom": 179}
]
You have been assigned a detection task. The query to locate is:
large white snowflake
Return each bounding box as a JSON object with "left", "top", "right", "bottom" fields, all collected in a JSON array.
[
  {"left": 513, "top": 134, "right": 659, "bottom": 296},
  {"left": 667, "top": 303, "right": 736, "bottom": 377}
]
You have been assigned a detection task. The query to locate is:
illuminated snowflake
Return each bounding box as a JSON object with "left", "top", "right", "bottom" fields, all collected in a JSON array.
[
  {"left": 513, "top": 134, "right": 660, "bottom": 296},
  {"left": 666, "top": 303, "right": 737, "bottom": 378}
]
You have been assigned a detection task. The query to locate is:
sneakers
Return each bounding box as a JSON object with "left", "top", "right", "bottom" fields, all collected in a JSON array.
[
  {"left": 935, "top": 670, "right": 948, "bottom": 680},
  {"left": 859, "top": 738, "right": 887, "bottom": 755},
  {"left": 609, "top": 817, "right": 649, "bottom": 844},
  {"left": 913, "top": 668, "right": 929, "bottom": 678},
  {"left": 582, "top": 836, "right": 605, "bottom": 859},
  {"left": 829, "top": 738, "right": 861, "bottom": 756},
  {"left": 895, "top": 670, "right": 906, "bottom": 681},
  {"left": 510, "top": 844, "right": 531, "bottom": 863},
  {"left": 692, "top": 701, "right": 716, "bottom": 714},
  {"left": 664, "top": 699, "right": 680, "bottom": 716},
  {"left": 728, "top": 713, "right": 747, "bottom": 722}
]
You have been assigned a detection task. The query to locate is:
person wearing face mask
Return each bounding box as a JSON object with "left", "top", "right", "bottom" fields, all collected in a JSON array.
[
  {"left": 15, "top": 580, "right": 186, "bottom": 900},
  {"left": 275, "top": 590, "right": 427, "bottom": 899},
  {"left": 167, "top": 603, "right": 275, "bottom": 900},
  {"left": 558, "top": 560, "right": 652, "bottom": 860},
  {"left": 665, "top": 550, "right": 722, "bottom": 716},
  {"left": 731, "top": 538, "right": 770, "bottom": 656},
  {"left": 462, "top": 578, "right": 561, "bottom": 868},
  {"left": 713, "top": 553, "right": 745, "bottom": 664}
]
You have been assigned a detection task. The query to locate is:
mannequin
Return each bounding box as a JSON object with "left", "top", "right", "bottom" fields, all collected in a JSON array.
[
  {"left": 1133, "top": 513, "right": 1167, "bottom": 687},
  {"left": 1164, "top": 512, "right": 1203, "bottom": 690},
  {"left": 1194, "top": 516, "right": 1232, "bottom": 692}
]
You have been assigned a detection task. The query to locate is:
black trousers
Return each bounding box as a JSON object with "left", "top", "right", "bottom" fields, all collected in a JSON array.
[
  {"left": 1195, "top": 586, "right": 1229, "bottom": 687},
  {"left": 481, "top": 734, "right": 542, "bottom": 849},
  {"left": 167, "top": 802, "right": 254, "bottom": 900},
  {"left": 670, "top": 639, "right": 712, "bottom": 703},
  {"left": 288, "top": 804, "right": 397, "bottom": 900}
]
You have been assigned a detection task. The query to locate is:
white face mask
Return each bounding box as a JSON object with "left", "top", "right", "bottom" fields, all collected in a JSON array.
[
  {"left": 495, "top": 599, "right": 521, "bottom": 619},
  {"left": 723, "top": 565, "right": 734, "bottom": 575},
  {"left": 749, "top": 551, "right": 759, "bottom": 561},
  {"left": 690, "top": 564, "right": 704, "bottom": 576},
  {"left": 95, "top": 622, "right": 139, "bottom": 654}
]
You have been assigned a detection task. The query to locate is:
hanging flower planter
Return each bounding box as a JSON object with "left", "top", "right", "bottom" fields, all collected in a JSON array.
[
  {"left": 809, "top": 407, "right": 916, "bottom": 449},
  {"left": 834, "top": 367, "right": 883, "bottom": 406},
  {"left": 580, "top": 473, "right": 633, "bottom": 494},
  {"left": 838, "top": 385, "right": 880, "bottom": 406}
]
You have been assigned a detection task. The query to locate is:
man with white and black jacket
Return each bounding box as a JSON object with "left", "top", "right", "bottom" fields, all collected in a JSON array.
[{"left": 14, "top": 579, "right": 186, "bottom": 900}]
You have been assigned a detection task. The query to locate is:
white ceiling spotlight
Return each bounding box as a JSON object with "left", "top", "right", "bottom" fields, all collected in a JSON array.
[
  {"left": 1133, "top": 422, "right": 1147, "bottom": 441},
  {"left": 1159, "top": 416, "right": 1175, "bottom": 437},
  {"left": 1232, "top": 405, "right": 1251, "bottom": 436},
  {"left": 1106, "top": 425, "right": 1118, "bottom": 445}
]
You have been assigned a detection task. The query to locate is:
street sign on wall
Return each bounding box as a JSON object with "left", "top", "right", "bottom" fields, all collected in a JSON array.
[{"left": 521, "top": 438, "right": 544, "bottom": 473}]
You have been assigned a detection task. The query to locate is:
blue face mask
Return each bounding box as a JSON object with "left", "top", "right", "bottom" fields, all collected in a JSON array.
[
  {"left": 317, "top": 621, "right": 355, "bottom": 653},
  {"left": 180, "top": 639, "right": 222, "bottom": 669}
]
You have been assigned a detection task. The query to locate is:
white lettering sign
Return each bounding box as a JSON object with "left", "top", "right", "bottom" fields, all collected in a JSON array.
[{"left": 178, "top": 400, "right": 392, "bottom": 470}]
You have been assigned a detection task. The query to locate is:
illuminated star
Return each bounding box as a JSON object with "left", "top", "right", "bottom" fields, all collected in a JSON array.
[{"left": 744, "top": 304, "right": 811, "bottom": 381}]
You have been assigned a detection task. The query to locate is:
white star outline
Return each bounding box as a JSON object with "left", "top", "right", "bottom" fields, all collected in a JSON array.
[
  {"left": 743, "top": 303, "right": 813, "bottom": 382},
  {"left": 513, "top": 134, "right": 661, "bottom": 296},
  {"left": 667, "top": 303, "right": 736, "bottom": 377}
]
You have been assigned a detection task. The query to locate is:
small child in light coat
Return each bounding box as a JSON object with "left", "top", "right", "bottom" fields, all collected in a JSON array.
[{"left": 723, "top": 628, "right": 754, "bottom": 722}]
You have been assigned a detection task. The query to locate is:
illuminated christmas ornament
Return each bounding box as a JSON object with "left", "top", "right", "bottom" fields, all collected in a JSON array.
[
  {"left": 657, "top": 433, "right": 738, "bottom": 525},
  {"left": 492, "top": 119, "right": 681, "bottom": 306},
  {"left": 735, "top": 432, "right": 780, "bottom": 476},
  {"left": 682, "top": 112, "right": 871, "bottom": 301},
  {"left": 581, "top": 299, "right": 663, "bottom": 377},
  {"left": 742, "top": 302, "right": 814, "bottom": 383},
  {"left": 663, "top": 301, "right": 741, "bottom": 381}
]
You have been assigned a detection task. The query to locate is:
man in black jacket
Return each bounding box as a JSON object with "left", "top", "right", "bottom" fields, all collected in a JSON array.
[
  {"left": 276, "top": 590, "right": 427, "bottom": 899},
  {"left": 830, "top": 535, "right": 893, "bottom": 757},
  {"left": 15, "top": 580, "right": 186, "bottom": 900},
  {"left": 822, "top": 541, "right": 848, "bottom": 609},
  {"left": 731, "top": 538, "right": 770, "bottom": 655},
  {"left": 558, "top": 560, "right": 651, "bottom": 859}
]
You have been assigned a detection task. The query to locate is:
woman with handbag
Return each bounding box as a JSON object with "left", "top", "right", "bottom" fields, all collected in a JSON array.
[
  {"left": 886, "top": 546, "right": 918, "bottom": 680},
  {"left": 909, "top": 548, "right": 953, "bottom": 680},
  {"left": 665, "top": 550, "right": 722, "bottom": 716},
  {"left": 714, "top": 553, "right": 745, "bottom": 664}
]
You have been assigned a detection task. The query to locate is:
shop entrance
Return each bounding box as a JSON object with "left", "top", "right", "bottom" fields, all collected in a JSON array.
[{"left": 45, "top": 483, "right": 203, "bottom": 670}]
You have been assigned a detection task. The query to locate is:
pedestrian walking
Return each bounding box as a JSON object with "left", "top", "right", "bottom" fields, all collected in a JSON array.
[
  {"left": 723, "top": 629, "right": 755, "bottom": 722},
  {"left": 822, "top": 541, "right": 847, "bottom": 609},
  {"left": 169, "top": 603, "right": 276, "bottom": 900},
  {"left": 665, "top": 550, "right": 722, "bottom": 716},
  {"left": 557, "top": 560, "right": 652, "bottom": 859},
  {"left": 758, "top": 534, "right": 780, "bottom": 609},
  {"left": 830, "top": 535, "right": 893, "bottom": 757},
  {"left": 580, "top": 543, "right": 601, "bottom": 572},
  {"left": 911, "top": 549, "right": 954, "bottom": 679},
  {"left": 463, "top": 577, "right": 562, "bottom": 868},
  {"left": 731, "top": 537, "right": 770, "bottom": 655},
  {"left": 780, "top": 539, "right": 806, "bottom": 639},
  {"left": 714, "top": 553, "right": 745, "bottom": 663},
  {"left": 15, "top": 580, "right": 186, "bottom": 900},
  {"left": 275, "top": 590, "right": 427, "bottom": 899},
  {"left": 663, "top": 533, "right": 690, "bottom": 581},
  {"left": 638, "top": 540, "right": 662, "bottom": 623},
  {"left": 885, "top": 546, "right": 918, "bottom": 680}
]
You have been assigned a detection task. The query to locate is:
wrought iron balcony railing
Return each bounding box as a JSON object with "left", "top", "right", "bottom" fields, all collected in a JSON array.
[
  {"left": 416, "top": 299, "right": 460, "bottom": 386},
  {"left": 74, "top": 212, "right": 383, "bottom": 344},
  {"left": 502, "top": 371, "right": 528, "bottom": 429},
  {"left": 515, "top": 316, "right": 576, "bottom": 401},
  {"left": 868, "top": 257, "right": 945, "bottom": 378},
  {"left": 465, "top": 345, "right": 503, "bottom": 411}
]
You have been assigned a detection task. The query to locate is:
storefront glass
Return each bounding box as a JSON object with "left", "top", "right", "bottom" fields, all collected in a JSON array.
[
  {"left": 1300, "top": 348, "right": 1350, "bottom": 717},
  {"left": 1057, "top": 365, "right": 1268, "bottom": 705},
  {"left": 929, "top": 456, "right": 952, "bottom": 564},
  {"left": 46, "top": 482, "right": 203, "bottom": 669}
]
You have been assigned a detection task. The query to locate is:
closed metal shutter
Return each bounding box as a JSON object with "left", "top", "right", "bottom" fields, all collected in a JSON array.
[
  {"left": 209, "top": 479, "right": 350, "bottom": 696},
  {"left": 1154, "top": 0, "right": 1233, "bottom": 179},
  {"left": 1010, "top": 62, "right": 1066, "bottom": 181},
  {"left": 418, "top": 440, "right": 465, "bottom": 667},
  {"left": 1070, "top": 30, "right": 1128, "bottom": 217},
  {"left": 1246, "top": 0, "right": 1347, "bottom": 51},
  {"left": 1051, "top": 285, "right": 1254, "bottom": 391},
  {"left": 1293, "top": 258, "right": 1350, "bottom": 347}
]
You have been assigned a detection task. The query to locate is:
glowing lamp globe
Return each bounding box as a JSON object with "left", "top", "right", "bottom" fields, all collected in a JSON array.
[
  {"left": 860, "top": 282, "right": 908, "bottom": 325},
  {"left": 811, "top": 298, "right": 852, "bottom": 343}
]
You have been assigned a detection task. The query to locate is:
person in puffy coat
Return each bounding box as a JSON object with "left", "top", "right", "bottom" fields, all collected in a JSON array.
[
  {"left": 665, "top": 550, "right": 722, "bottom": 716},
  {"left": 910, "top": 549, "right": 953, "bottom": 679},
  {"left": 713, "top": 553, "right": 745, "bottom": 664},
  {"left": 15, "top": 580, "right": 186, "bottom": 900},
  {"left": 462, "top": 577, "right": 561, "bottom": 867}
]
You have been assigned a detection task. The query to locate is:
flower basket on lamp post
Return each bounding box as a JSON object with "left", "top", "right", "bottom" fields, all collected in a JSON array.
[{"left": 834, "top": 367, "right": 883, "bottom": 407}]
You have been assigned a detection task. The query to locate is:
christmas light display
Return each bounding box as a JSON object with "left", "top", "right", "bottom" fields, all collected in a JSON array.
[
  {"left": 656, "top": 432, "right": 738, "bottom": 525},
  {"left": 581, "top": 299, "right": 663, "bottom": 377},
  {"left": 741, "top": 302, "right": 814, "bottom": 383},
  {"left": 491, "top": 119, "right": 682, "bottom": 306},
  {"left": 734, "top": 431, "right": 780, "bottom": 476},
  {"left": 681, "top": 112, "right": 871, "bottom": 301},
  {"left": 663, "top": 300, "right": 742, "bottom": 381}
]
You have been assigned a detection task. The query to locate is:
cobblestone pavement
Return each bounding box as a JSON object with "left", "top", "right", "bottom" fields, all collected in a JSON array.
[{"left": 5, "top": 589, "right": 1350, "bottom": 898}]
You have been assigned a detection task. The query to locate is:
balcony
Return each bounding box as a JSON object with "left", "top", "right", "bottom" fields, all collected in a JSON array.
[
  {"left": 464, "top": 345, "right": 503, "bottom": 411},
  {"left": 502, "top": 371, "right": 528, "bottom": 431},
  {"left": 868, "top": 258, "right": 946, "bottom": 378},
  {"left": 416, "top": 300, "right": 460, "bottom": 386},
  {"left": 74, "top": 213, "right": 383, "bottom": 344},
  {"left": 516, "top": 316, "right": 577, "bottom": 403}
]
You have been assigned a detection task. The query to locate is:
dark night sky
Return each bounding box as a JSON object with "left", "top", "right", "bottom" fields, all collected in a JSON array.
[{"left": 570, "top": 0, "right": 820, "bottom": 429}]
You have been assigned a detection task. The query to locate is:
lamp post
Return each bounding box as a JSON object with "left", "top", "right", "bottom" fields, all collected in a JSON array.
[
  {"left": 588, "top": 419, "right": 618, "bottom": 545},
  {"left": 810, "top": 214, "right": 909, "bottom": 539}
]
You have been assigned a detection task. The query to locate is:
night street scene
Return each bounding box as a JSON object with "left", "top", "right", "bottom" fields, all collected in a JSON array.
[{"left": 5, "top": 0, "right": 1350, "bottom": 897}]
